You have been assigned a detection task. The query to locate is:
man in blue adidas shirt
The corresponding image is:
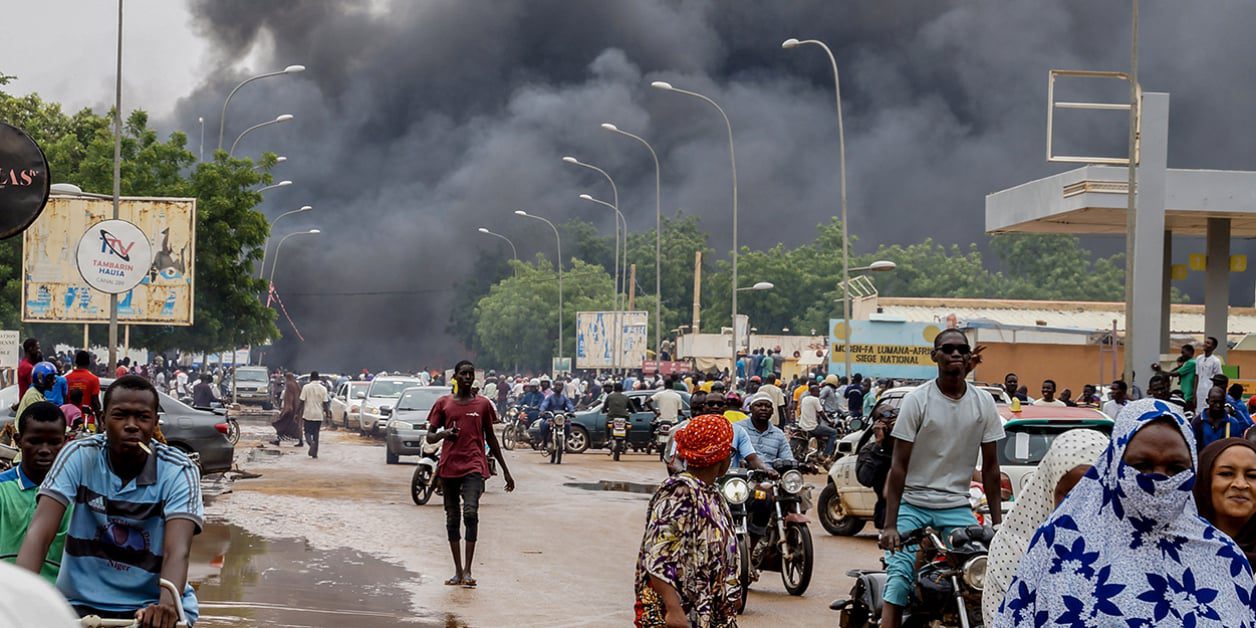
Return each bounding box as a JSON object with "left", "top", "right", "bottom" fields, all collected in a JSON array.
[{"left": 18, "top": 375, "right": 202, "bottom": 627}]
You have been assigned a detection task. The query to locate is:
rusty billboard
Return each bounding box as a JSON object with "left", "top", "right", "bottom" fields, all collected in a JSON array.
[{"left": 22, "top": 195, "right": 196, "bottom": 325}]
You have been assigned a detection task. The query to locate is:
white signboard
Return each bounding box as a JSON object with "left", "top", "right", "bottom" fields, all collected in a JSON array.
[
  {"left": 575, "top": 310, "right": 648, "bottom": 369},
  {"left": 0, "top": 330, "right": 18, "bottom": 369},
  {"left": 75, "top": 219, "right": 153, "bottom": 294}
]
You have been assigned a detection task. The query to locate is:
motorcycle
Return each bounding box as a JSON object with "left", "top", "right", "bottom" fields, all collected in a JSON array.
[
  {"left": 410, "top": 433, "right": 442, "bottom": 506},
  {"left": 607, "top": 415, "right": 630, "bottom": 461},
  {"left": 544, "top": 411, "right": 570, "bottom": 464},
  {"left": 649, "top": 417, "right": 675, "bottom": 461},
  {"left": 743, "top": 460, "right": 815, "bottom": 601},
  {"left": 717, "top": 468, "right": 754, "bottom": 614},
  {"left": 500, "top": 406, "right": 533, "bottom": 451},
  {"left": 787, "top": 414, "right": 840, "bottom": 474},
  {"left": 831, "top": 525, "right": 993, "bottom": 628}
]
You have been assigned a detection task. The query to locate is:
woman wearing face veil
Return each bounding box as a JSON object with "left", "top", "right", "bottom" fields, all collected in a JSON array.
[{"left": 998, "top": 399, "right": 1256, "bottom": 627}]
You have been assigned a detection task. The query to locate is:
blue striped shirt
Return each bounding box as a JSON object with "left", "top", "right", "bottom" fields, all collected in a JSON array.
[
  {"left": 38, "top": 435, "right": 202, "bottom": 621},
  {"left": 733, "top": 419, "right": 795, "bottom": 464}
]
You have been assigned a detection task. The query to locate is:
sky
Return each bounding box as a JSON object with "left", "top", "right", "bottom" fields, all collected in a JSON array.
[{"left": 3, "top": 1, "right": 1255, "bottom": 372}]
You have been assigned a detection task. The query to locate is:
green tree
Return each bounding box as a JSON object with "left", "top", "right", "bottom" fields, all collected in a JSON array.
[{"left": 623, "top": 213, "right": 713, "bottom": 335}]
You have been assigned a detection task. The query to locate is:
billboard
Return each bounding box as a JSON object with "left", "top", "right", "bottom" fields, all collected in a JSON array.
[
  {"left": 22, "top": 196, "right": 196, "bottom": 325},
  {"left": 829, "top": 319, "right": 942, "bottom": 380},
  {"left": 575, "top": 310, "right": 648, "bottom": 369}
]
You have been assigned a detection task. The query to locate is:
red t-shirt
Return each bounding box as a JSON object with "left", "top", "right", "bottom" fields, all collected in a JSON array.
[
  {"left": 16, "top": 358, "right": 32, "bottom": 397},
  {"left": 426, "top": 395, "right": 496, "bottom": 479},
  {"left": 115, "top": 366, "right": 129, "bottom": 378},
  {"left": 65, "top": 368, "right": 101, "bottom": 405}
]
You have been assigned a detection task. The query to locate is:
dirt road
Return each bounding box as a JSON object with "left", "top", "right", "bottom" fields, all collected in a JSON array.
[{"left": 207, "top": 424, "right": 882, "bottom": 626}]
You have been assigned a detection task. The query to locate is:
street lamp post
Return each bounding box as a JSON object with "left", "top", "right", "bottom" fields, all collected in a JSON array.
[
  {"left": 579, "top": 193, "right": 629, "bottom": 372},
  {"left": 562, "top": 156, "right": 624, "bottom": 310},
  {"left": 268, "top": 229, "right": 321, "bottom": 288},
  {"left": 735, "top": 282, "right": 774, "bottom": 361},
  {"left": 258, "top": 180, "right": 293, "bottom": 194},
  {"left": 478, "top": 227, "right": 518, "bottom": 273},
  {"left": 651, "top": 81, "right": 739, "bottom": 382},
  {"left": 258, "top": 205, "right": 313, "bottom": 279},
  {"left": 783, "top": 37, "right": 853, "bottom": 378},
  {"left": 253, "top": 155, "right": 287, "bottom": 171},
  {"left": 602, "top": 123, "right": 663, "bottom": 360},
  {"left": 229, "top": 114, "right": 294, "bottom": 157},
  {"left": 218, "top": 65, "right": 305, "bottom": 151},
  {"left": 838, "top": 260, "right": 897, "bottom": 374},
  {"left": 515, "top": 210, "right": 564, "bottom": 361}
]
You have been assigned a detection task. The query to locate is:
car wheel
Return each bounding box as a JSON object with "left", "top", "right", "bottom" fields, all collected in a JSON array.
[
  {"left": 386, "top": 448, "right": 399, "bottom": 465},
  {"left": 567, "top": 426, "right": 589, "bottom": 454},
  {"left": 818, "top": 483, "right": 865, "bottom": 536}
]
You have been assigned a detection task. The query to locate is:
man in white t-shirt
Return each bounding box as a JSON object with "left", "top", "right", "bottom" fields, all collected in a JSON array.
[
  {"left": 797, "top": 382, "right": 836, "bottom": 456},
  {"left": 1195, "top": 336, "right": 1224, "bottom": 414},
  {"left": 298, "top": 371, "right": 330, "bottom": 459},
  {"left": 1101, "top": 380, "right": 1129, "bottom": 418},
  {"left": 649, "top": 383, "right": 684, "bottom": 424},
  {"left": 1035, "top": 379, "right": 1066, "bottom": 407},
  {"left": 757, "top": 374, "right": 787, "bottom": 428}
]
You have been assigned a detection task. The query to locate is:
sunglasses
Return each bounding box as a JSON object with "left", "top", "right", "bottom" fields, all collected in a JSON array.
[{"left": 935, "top": 343, "right": 972, "bottom": 355}]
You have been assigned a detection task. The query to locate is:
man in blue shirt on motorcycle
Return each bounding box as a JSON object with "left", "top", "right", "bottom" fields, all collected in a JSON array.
[
  {"left": 516, "top": 379, "right": 545, "bottom": 426},
  {"left": 537, "top": 384, "right": 575, "bottom": 452}
]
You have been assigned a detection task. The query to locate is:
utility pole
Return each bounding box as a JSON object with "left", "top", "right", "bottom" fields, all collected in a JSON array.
[{"left": 1122, "top": 0, "right": 1139, "bottom": 385}]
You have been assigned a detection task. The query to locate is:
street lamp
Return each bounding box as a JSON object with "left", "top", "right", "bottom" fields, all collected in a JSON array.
[
  {"left": 602, "top": 122, "right": 663, "bottom": 358},
  {"left": 229, "top": 114, "right": 294, "bottom": 157},
  {"left": 782, "top": 36, "right": 856, "bottom": 378},
  {"left": 258, "top": 180, "right": 293, "bottom": 193},
  {"left": 477, "top": 227, "right": 518, "bottom": 272},
  {"left": 651, "top": 80, "right": 739, "bottom": 381},
  {"left": 579, "top": 193, "right": 629, "bottom": 371},
  {"left": 850, "top": 260, "right": 896, "bottom": 273},
  {"left": 736, "top": 281, "right": 775, "bottom": 292},
  {"left": 258, "top": 205, "right": 313, "bottom": 279},
  {"left": 516, "top": 210, "right": 564, "bottom": 360},
  {"left": 837, "top": 259, "right": 896, "bottom": 374},
  {"left": 562, "top": 156, "right": 625, "bottom": 310},
  {"left": 218, "top": 65, "right": 305, "bottom": 150},
  {"left": 253, "top": 155, "right": 287, "bottom": 170},
  {"left": 268, "top": 228, "right": 320, "bottom": 288}
]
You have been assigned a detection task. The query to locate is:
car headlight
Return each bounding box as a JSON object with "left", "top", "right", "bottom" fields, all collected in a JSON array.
[
  {"left": 387, "top": 419, "right": 411, "bottom": 431},
  {"left": 962, "top": 555, "right": 987, "bottom": 591},
  {"left": 364, "top": 404, "right": 379, "bottom": 415},
  {"left": 721, "top": 477, "right": 750, "bottom": 505},
  {"left": 780, "top": 470, "right": 805, "bottom": 494}
]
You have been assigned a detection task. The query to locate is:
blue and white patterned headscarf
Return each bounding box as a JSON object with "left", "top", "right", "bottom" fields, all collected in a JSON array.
[{"left": 998, "top": 398, "right": 1256, "bottom": 627}]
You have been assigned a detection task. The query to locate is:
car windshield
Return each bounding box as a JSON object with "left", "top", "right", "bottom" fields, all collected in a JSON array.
[
  {"left": 396, "top": 389, "right": 443, "bottom": 411},
  {"left": 236, "top": 369, "right": 268, "bottom": 382},
  {"left": 368, "top": 380, "right": 418, "bottom": 398},
  {"left": 349, "top": 382, "right": 369, "bottom": 395},
  {"left": 997, "top": 423, "right": 1112, "bottom": 467}
]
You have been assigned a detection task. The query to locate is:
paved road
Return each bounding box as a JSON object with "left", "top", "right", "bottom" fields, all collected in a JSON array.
[{"left": 211, "top": 424, "right": 883, "bottom": 626}]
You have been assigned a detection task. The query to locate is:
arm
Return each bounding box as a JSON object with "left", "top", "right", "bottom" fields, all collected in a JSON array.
[
  {"left": 980, "top": 441, "right": 1003, "bottom": 526},
  {"left": 425, "top": 400, "right": 448, "bottom": 443},
  {"left": 647, "top": 576, "right": 691, "bottom": 628},
  {"left": 879, "top": 437, "right": 913, "bottom": 550},
  {"left": 15, "top": 498, "right": 65, "bottom": 573},
  {"left": 136, "top": 518, "right": 196, "bottom": 628}
]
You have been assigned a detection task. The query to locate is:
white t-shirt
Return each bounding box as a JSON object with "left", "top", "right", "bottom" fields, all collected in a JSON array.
[
  {"left": 891, "top": 380, "right": 1005, "bottom": 510},
  {"left": 1101, "top": 399, "right": 1128, "bottom": 418},
  {"left": 798, "top": 395, "right": 823, "bottom": 431},
  {"left": 300, "top": 381, "right": 329, "bottom": 421},
  {"left": 1035, "top": 399, "right": 1066, "bottom": 407},
  {"left": 1196, "top": 354, "right": 1223, "bottom": 412},
  {"left": 650, "top": 389, "right": 684, "bottom": 422}
]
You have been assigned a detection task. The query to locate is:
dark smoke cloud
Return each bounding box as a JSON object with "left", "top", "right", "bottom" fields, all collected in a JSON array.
[{"left": 168, "top": 0, "right": 1256, "bottom": 372}]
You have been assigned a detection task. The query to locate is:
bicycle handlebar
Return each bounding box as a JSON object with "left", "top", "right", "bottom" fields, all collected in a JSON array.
[{"left": 77, "top": 578, "right": 187, "bottom": 627}]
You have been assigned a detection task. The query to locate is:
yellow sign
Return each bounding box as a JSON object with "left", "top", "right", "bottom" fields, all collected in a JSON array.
[
  {"left": 831, "top": 320, "right": 849, "bottom": 341},
  {"left": 1170, "top": 264, "right": 1188, "bottom": 281},
  {"left": 22, "top": 196, "right": 196, "bottom": 325},
  {"left": 1189, "top": 253, "right": 1207, "bottom": 272},
  {"left": 1232, "top": 255, "right": 1248, "bottom": 273},
  {"left": 831, "top": 343, "right": 934, "bottom": 367}
]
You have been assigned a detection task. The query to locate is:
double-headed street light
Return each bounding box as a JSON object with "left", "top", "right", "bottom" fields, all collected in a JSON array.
[
  {"left": 218, "top": 65, "right": 305, "bottom": 150},
  {"left": 229, "top": 114, "right": 294, "bottom": 157},
  {"left": 651, "top": 80, "right": 740, "bottom": 381},
  {"left": 477, "top": 227, "right": 518, "bottom": 272},
  {"left": 515, "top": 210, "right": 564, "bottom": 360},
  {"left": 258, "top": 205, "right": 313, "bottom": 278},
  {"left": 268, "top": 228, "right": 321, "bottom": 288},
  {"left": 602, "top": 122, "right": 664, "bottom": 359}
]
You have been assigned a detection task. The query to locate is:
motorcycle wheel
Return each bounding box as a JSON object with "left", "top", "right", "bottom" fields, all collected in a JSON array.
[
  {"left": 736, "top": 538, "right": 751, "bottom": 614},
  {"left": 613, "top": 447, "right": 621, "bottom": 461},
  {"left": 501, "top": 424, "right": 516, "bottom": 451},
  {"left": 226, "top": 418, "right": 240, "bottom": 446},
  {"left": 411, "top": 467, "right": 434, "bottom": 506},
  {"left": 780, "top": 524, "right": 814, "bottom": 596}
]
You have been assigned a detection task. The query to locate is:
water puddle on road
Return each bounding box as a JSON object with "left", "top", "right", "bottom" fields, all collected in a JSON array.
[
  {"left": 190, "top": 521, "right": 461, "bottom": 627},
  {"left": 563, "top": 480, "right": 657, "bottom": 494}
]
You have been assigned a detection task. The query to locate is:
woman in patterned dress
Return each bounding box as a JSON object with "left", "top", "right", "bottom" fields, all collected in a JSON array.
[{"left": 634, "top": 414, "right": 740, "bottom": 628}]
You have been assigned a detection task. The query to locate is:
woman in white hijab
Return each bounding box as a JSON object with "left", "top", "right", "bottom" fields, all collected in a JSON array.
[{"left": 981, "top": 428, "right": 1109, "bottom": 625}]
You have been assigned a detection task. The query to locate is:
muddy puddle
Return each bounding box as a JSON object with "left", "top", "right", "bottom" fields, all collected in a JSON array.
[
  {"left": 563, "top": 480, "right": 657, "bottom": 494},
  {"left": 190, "top": 521, "right": 461, "bottom": 627}
]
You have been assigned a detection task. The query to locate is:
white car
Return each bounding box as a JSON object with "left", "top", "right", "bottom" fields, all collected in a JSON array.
[
  {"left": 331, "top": 380, "right": 371, "bottom": 430},
  {"left": 359, "top": 376, "right": 422, "bottom": 436}
]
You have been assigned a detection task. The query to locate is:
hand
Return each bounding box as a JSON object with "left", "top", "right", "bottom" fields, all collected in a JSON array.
[
  {"left": 504, "top": 472, "right": 516, "bottom": 492},
  {"left": 966, "top": 345, "right": 986, "bottom": 374},
  {"left": 445, "top": 427, "right": 460, "bottom": 441},
  {"left": 664, "top": 608, "right": 691, "bottom": 628},
  {"left": 765, "top": 468, "right": 780, "bottom": 480},
  {"left": 135, "top": 601, "right": 180, "bottom": 628},
  {"left": 879, "top": 526, "right": 901, "bottom": 551}
]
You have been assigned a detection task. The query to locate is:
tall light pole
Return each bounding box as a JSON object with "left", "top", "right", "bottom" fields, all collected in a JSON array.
[
  {"left": 478, "top": 227, "right": 518, "bottom": 273},
  {"left": 197, "top": 116, "right": 204, "bottom": 162},
  {"left": 218, "top": 64, "right": 305, "bottom": 151},
  {"left": 516, "top": 211, "right": 564, "bottom": 361},
  {"left": 580, "top": 193, "right": 630, "bottom": 370},
  {"left": 602, "top": 122, "right": 663, "bottom": 359},
  {"left": 651, "top": 80, "right": 739, "bottom": 382},
  {"left": 108, "top": 0, "right": 124, "bottom": 369},
  {"left": 839, "top": 260, "right": 897, "bottom": 374},
  {"left": 259, "top": 205, "right": 313, "bottom": 279},
  {"left": 735, "top": 282, "right": 774, "bottom": 362},
  {"left": 783, "top": 37, "right": 852, "bottom": 377},
  {"left": 562, "top": 156, "right": 624, "bottom": 310},
  {"left": 257, "top": 180, "right": 293, "bottom": 193},
  {"left": 229, "top": 114, "right": 294, "bottom": 157},
  {"left": 268, "top": 229, "right": 321, "bottom": 287}
]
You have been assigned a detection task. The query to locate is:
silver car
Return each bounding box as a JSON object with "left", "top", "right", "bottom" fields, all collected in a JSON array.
[
  {"left": 384, "top": 386, "right": 447, "bottom": 464},
  {"left": 359, "top": 376, "right": 421, "bottom": 436}
]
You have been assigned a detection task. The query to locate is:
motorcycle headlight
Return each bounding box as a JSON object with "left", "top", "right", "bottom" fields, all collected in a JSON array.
[
  {"left": 721, "top": 477, "right": 750, "bottom": 505},
  {"left": 780, "top": 470, "right": 805, "bottom": 495},
  {"left": 962, "top": 555, "right": 987, "bottom": 591},
  {"left": 387, "top": 419, "right": 411, "bottom": 431}
]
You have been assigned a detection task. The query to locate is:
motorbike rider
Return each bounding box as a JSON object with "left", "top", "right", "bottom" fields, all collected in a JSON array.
[
  {"left": 537, "top": 385, "right": 575, "bottom": 453},
  {"left": 854, "top": 404, "right": 899, "bottom": 528},
  {"left": 604, "top": 382, "right": 631, "bottom": 424},
  {"left": 664, "top": 391, "right": 776, "bottom": 478},
  {"left": 818, "top": 374, "right": 842, "bottom": 416},
  {"left": 17, "top": 362, "right": 58, "bottom": 420},
  {"left": 516, "top": 379, "right": 545, "bottom": 425},
  {"left": 798, "top": 382, "right": 838, "bottom": 458}
]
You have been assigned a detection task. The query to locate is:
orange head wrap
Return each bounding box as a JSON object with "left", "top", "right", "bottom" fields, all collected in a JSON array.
[{"left": 674, "top": 414, "right": 734, "bottom": 468}]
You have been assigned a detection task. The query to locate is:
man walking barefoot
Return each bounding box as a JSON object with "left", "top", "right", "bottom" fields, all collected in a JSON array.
[{"left": 426, "top": 360, "right": 515, "bottom": 588}]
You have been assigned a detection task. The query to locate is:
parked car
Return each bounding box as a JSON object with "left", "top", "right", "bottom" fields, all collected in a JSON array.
[
  {"left": 331, "top": 381, "right": 371, "bottom": 430},
  {"left": 383, "top": 386, "right": 447, "bottom": 464},
  {"left": 232, "top": 366, "right": 272, "bottom": 408},
  {"left": 0, "top": 381, "right": 235, "bottom": 475},
  {"left": 528, "top": 390, "right": 691, "bottom": 453},
  {"left": 360, "top": 376, "right": 422, "bottom": 435},
  {"left": 818, "top": 398, "right": 1111, "bottom": 536}
]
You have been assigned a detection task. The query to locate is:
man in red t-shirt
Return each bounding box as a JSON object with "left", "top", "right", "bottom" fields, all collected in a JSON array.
[
  {"left": 63, "top": 350, "right": 102, "bottom": 417},
  {"left": 426, "top": 360, "right": 514, "bottom": 589},
  {"left": 16, "top": 338, "right": 40, "bottom": 397}
]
